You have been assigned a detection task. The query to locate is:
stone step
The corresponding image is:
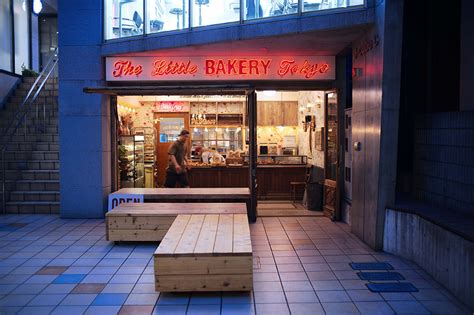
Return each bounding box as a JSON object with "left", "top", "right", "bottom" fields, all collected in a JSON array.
[
  {"left": 22, "top": 77, "right": 58, "bottom": 84},
  {"left": 5, "top": 160, "right": 60, "bottom": 171},
  {"left": 8, "top": 133, "right": 59, "bottom": 143},
  {"left": 5, "top": 201, "right": 59, "bottom": 214},
  {"left": 14, "top": 89, "right": 58, "bottom": 97},
  {"left": 3, "top": 142, "right": 59, "bottom": 152},
  {"left": 15, "top": 180, "right": 60, "bottom": 191},
  {"left": 0, "top": 118, "right": 58, "bottom": 131},
  {"left": 3, "top": 151, "right": 59, "bottom": 161},
  {"left": 0, "top": 125, "right": 58, "bottom": 137},
  {"left": 10, "top": 191, "right": 60, "bottom": 202},
  {"left": 1, "top": 170, "right": 59, "bottom": 180},
  {"left": 0, "top": 106, "right": 59, "bottom": 123},
  {"left": 6, "top": 94, "right": 58, "bottom": 105}
]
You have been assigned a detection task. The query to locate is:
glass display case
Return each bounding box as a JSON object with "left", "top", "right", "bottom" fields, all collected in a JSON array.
[
  {"left": 133, "top": 127, "right": 155, "bottom": 188},
  {"left": 244, "top": 155, "right": 307, "bottom": 165},
  {"left": 191, "top": 127, "right": 243, "bottom": 158},
  {"left": 118, "top": 135, "right": 145, "bottom": 188}
]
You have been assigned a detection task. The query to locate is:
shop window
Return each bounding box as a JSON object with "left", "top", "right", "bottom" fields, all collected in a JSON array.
[
  {"left": 192, "top": 0, "right": 239, "bottom": 27},
  {"left": 245, "top": 0, "right": 298, "bottom": 20},
  {"left": 13, "top": 0, "right": 30, "bottom": 73},
  {"left": 159, "top": 117, "right": 185, "bottom": 142},
  {"left": 303, "top": 0, "right": 365, "bottom": 13},
  {"left": 147, "top": 0, "right": 189, "bottom": 33},
  {"left": 0, "top": 1, "right": 12, "bottom": 72},
  {"left": 105, "top": 0, "right": 144, "bottom": 40}
]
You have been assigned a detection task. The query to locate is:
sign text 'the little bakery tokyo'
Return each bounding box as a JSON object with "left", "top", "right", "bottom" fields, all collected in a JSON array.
[{"left": 106, "top": 56, "right": 335, "bottom": 81}]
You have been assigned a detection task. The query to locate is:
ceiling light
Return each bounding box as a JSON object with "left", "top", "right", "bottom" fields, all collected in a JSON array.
[{"left": 33, "top": 0, "right": 43, "bottom": 15}]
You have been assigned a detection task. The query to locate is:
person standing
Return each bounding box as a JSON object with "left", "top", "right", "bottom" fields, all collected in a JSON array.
[{"left": 164, "top": 129, "right": 190, "bottom": 188}]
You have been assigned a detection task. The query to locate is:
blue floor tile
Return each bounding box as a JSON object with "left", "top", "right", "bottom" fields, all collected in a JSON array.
[
  {"left": 92, "top": 293, "right": 128, "bottom": 306},
  {"left": 53, "top": 274, "right": 86, "bottom": 284}
]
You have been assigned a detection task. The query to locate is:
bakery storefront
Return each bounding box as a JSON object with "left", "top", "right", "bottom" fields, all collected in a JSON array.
[{"left": 98, "top": 53, "right": 342, "bottom": 218}]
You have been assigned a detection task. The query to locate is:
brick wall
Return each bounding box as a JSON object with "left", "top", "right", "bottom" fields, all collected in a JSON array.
[{"left": 414, "top": 112, "right": 474, "bottom": 214}]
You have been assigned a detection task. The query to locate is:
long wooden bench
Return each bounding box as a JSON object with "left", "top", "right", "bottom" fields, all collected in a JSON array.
[
  {"left": 154, "top": 213, "right": 252, "bottom": 292},
  {"left": 106, "top": 203, "right": 246, "bottom": 241},
  {"left": 111, "top": 187, "right": 250, "bottom": 203}
]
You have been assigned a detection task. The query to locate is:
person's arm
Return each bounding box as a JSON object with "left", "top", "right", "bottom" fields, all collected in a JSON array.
[{"left": 170, "top": 154, "right": 182, "bottom": 173}]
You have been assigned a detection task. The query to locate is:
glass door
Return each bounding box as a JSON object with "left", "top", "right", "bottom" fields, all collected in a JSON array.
[
  {"left": 323, "top": 91, "right": 340, "bottom": 220},
  {"left": 154, "top": 113, "right": 190, "bottom": 187}
]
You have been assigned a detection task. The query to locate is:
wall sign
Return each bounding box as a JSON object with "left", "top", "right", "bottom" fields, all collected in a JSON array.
[
  {"left": 108, "top": 193, "right": 144, "bottom": 211},
  {"left": 106, "top": 56, "right": 335, "bottom": 81},
  {"left": 140, "top": 101, "right": 190, "bottom": 112}
]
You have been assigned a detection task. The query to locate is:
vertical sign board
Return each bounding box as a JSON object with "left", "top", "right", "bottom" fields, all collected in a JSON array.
[{"left": 108, "top": 193, "right": 144, "bottom": 211}]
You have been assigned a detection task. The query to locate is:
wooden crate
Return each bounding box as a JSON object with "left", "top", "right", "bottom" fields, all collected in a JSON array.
[
  {"left": 106, "top": 203, "right": 246, "bottom": 242},
  {"left": 154, "top": 213, "right": 252, "bottom": 292}
]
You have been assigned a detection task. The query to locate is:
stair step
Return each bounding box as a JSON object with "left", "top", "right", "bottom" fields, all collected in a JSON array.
[
  {"left": 3, "top": 151, "right": 59, "bottom": 161},
  {"left": 10, "top": 191, "right": 60, "bottom": 202},
  {"left": 5, "top": 160, "right": 60, "bottom": 170},
  {"left": 9, "top": 134, "right": 59, "bottom": 143},
  {"left": 1, "top": 170, "right": 60, "bottom": 180},
  {"left": 2, "top": 142, "right": 59, "bottom": 152},
  {"left": 5, "top": 201, "right": 59, "bottom": 214},
  {"left": 15, "top": 180, "right": 60, "bottom": 191}
]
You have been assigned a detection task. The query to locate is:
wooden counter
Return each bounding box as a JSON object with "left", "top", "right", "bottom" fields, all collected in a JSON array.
[{"left": 188, "top": 165, "right": 307, "bottom": 200}]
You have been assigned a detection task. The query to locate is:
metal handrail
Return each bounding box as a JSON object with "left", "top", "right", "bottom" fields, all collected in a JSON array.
[{"left": 1, "top": 49, "right": 59, "bottom": 214}]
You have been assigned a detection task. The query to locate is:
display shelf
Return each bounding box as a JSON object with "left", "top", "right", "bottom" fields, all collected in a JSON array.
[
  {"left": 119, "top": 135, "right": 145, "bottom": 188},
  {"left": 243, "top": 155, "right": 307, "bottom": 165}
]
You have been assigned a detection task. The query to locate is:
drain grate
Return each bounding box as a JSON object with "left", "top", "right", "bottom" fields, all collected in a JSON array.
[
  {"left": 350, "top": 262, "right": 394, "bottom": 270},
  {"left": 357, "top": 272, "right": 405, "bottom": 281},
  {"left": 366, "top": 282, "right": 418, "bottom": 293}
]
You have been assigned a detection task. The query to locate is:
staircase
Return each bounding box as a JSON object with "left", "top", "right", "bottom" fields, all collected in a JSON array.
[{"left": 1, "top": 76, "right": 60, "bottom": 214}]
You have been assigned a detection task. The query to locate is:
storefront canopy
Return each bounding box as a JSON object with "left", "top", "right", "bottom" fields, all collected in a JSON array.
[{"left": 83, "top": 85, "right": 255, "bottom": 96}]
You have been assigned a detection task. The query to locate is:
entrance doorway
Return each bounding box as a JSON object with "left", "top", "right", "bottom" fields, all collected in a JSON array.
[
  {"left": 154, "top": 112, "right": 190, "bottom": 187},
  {"left": 111, "top": 87, "right": 344, "bottom": 220},
  {"left": 323, "top": 91, "right": 341, "bottom": 220}
]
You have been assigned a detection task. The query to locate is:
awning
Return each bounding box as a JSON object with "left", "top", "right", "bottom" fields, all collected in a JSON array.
[{"left": 83, "top": 85, "right": 255, "bottom": 95}]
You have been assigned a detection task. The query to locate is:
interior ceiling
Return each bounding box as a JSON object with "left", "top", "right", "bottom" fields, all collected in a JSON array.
[{"left": 116, "top": 26, "right": 368, "bottom": 57}]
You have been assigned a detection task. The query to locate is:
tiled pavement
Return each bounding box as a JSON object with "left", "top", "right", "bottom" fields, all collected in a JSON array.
[{"left": 0, "top": 215, "right": 471, "bottom": 315}]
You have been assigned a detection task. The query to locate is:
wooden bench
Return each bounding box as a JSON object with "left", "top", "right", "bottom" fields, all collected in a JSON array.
[
  {"left": 111, "top": 187, "right": 251, "bottom": 203},
  {"left": 154, "top": 213, "right": 252, "bottom": 292},
  {"left": 106, "top": 203, "right": 246, "bottom": 242}
]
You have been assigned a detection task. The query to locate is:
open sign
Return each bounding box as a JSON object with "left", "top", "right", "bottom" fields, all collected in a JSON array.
[{"left": 108, "top": 193, "right": 144, "bottom": 211}]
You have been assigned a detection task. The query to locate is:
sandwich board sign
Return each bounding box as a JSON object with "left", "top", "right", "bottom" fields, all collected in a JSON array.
[{"left": 108, "top": 193, "right": 144, "bottom": 211}]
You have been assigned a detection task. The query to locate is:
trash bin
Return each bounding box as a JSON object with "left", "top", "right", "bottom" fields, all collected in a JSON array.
[{"left": 306, "top": 181, "right": 323, "bottom": 211}]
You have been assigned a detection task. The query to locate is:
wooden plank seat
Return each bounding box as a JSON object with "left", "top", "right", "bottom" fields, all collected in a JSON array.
[
  {"left": 106, "top": 203, "right": 246, "bottom": 242},
  {"left": 111, "top": 187, "right": 251, "bottom": 202},
  {"left": 154, "top": 213, "right": 252, "bottom": 292}
]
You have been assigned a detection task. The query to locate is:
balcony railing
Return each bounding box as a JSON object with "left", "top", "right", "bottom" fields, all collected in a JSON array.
[{"left": 104, "top": 0, "right": 365, "bottom": 41}]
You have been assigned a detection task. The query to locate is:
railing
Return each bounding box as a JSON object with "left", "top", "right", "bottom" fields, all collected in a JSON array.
[
  {"left": 104, "top": 0, "right": 366, "bottom": 41},
  {"left": 1, "top": 48, "right": 59, "bottom": 214}
]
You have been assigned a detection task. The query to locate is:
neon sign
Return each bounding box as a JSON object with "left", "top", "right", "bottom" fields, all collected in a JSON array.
[
  {"left": 140, "top": 101, "right": 190, "bottom": 112},
  {"left": 106, "top": 56, "right": 335, "bottom": 81}
]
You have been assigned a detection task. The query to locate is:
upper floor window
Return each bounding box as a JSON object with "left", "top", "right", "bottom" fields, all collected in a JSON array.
[
  {"left": 104, "top": 0, "right": 365, "bottom": 40},
  {"left": 105, "top": 0, "right": 145, "bottom": 40}
]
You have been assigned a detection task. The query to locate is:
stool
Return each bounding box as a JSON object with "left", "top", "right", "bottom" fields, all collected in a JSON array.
[{"left": 290, "top": 181, "right": 306, "bottom": 204}]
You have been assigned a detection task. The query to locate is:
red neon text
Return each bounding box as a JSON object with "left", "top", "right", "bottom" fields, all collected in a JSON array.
[
  {"left": 205, "top": 59, "right": 271, "bottom": 76},
  {"left": 278, "top": 60, "right": 330, "bottom": 79},
  {"left": 152, "top": 60, "right": 198, "bottom": 76},
  {"left": 112, "top": 60, "right": 143, "bottom": 77}
]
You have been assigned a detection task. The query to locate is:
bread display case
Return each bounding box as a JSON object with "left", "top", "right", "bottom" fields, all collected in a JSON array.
[{"left": 118, "top": 135, "right": 144, "bottom": 188}]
